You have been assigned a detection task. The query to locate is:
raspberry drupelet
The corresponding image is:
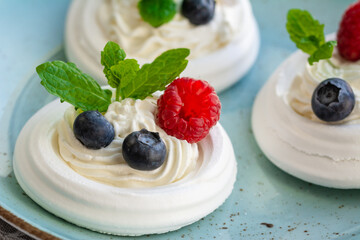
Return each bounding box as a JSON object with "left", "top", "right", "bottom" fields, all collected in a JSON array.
[
  {"left": 337, "top": 0, "right": 360, "bottom": 61},
  {"left": 156, "top": 77, "right": 221, "bottom": 143}
]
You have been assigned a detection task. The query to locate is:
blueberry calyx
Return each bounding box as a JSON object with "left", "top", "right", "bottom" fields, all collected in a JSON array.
[
  {"left": 122, "top": 129, "right": 166, "bottom": 171},
  {"left": 316, "top": 82, "right": 340, "bottom": 106},
  {"left": 73, "top": 110, "right": 115, "bottom": 149},
  {"left": 181, "top": 0, "right": 215, "bottom": 26},
  {"left": 311, "top": 78, "right": 355, "bottom": 122}
]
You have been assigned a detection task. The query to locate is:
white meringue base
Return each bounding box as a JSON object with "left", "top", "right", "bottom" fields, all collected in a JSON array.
[
  {"left": 13, "top": 99, "right": 237, "bottom": 236},
  {"left": 252, "top": 50, "right": 360, "bottom": 189},
  {"left": 64, "top": 0, "right": 260, "bottom": 92}
]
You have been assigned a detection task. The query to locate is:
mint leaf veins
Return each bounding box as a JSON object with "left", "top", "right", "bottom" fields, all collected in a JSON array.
[
  {"left": 101, "top": 41, "right": 190, "bottom": 100},
  {"left": 101, "top": 41, "right": 126, "bottom": 88},
  {"left": 37, "top": 42, "right": 189, "bottom": 112},
  {"left": 111, "top": 59, "right": 140, "bottom": 101},
  {"left": 121, "top": 48, "right": 189, "bottom": 99},
  {"left": 138, "top": 0, "right": 177, "bottom": 28},
  {"left": 36, "top": 61, "right": 112, "bottom": 112},
  {"left": 286, "top": 9, "right": 337, "bottom": 65}
]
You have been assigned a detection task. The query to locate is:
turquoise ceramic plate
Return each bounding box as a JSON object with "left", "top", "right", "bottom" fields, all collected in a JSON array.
[{"left": 1, "top": 0, "right": 359, "bottom": 239}]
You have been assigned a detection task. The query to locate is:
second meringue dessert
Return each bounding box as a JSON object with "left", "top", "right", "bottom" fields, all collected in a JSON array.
[
  {"left": 252, "top": 3, "right": 360, "bottom": 189},
  {"left": 65, "top": 0, "right": 260, "bottom": 91},
  {"left": 14, "top": 42, "right": 237, "bottom": 235}
]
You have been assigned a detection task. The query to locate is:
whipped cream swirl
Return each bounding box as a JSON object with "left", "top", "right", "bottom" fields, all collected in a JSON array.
[
  {"left": 58, "top": 94, "right": 199, "bottom": 188},
  {"left": 287, "top": 51, "right": 360, "bottom": 123},
  {"left": 97, "top": 0, "right": 243, "bottom": 59}
]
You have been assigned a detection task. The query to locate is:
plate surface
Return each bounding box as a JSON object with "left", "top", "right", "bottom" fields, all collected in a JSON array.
[{"left": 0, "top": 0, "right": 359, "bottom": 239}]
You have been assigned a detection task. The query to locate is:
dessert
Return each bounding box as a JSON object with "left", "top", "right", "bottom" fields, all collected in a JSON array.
[
  {"left": 65, "top": 0, "right": 260, "bottom": 91},
  {"left": 252, "top": 3, "right": 360, "bottom": 189},
  {"left": 13, "top": 42, "right": 237, "bottom": 235}
]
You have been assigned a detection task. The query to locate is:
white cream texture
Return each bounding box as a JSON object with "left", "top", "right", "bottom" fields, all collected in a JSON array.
[
  {"left": 252, "top": 49, "right": 360, "bottom": 188},
  {"left": 14, "top": 98, "right": 237, "bottom": 235},
  {"left": 97, "top": 0, "right": 243, "bottom": 59},
  {"left": 58, "top": 94, "right": 198, "bottom": 188},
  {"left": 287, "top": 51, "right": 360, "bottom": 123}
]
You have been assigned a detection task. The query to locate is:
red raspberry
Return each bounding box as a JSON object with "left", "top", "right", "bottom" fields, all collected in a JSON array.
[
  {"left": 156, "top": 78, "right": 221, "bottom": 143},
  {"left": 337, "top": 1, "right": 360, "bottom": 61}
]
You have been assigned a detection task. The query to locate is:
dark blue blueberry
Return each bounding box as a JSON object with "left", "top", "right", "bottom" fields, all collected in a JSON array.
[
  {"left": 73, "top": 111, "right": 115, "bottom": 149},
  {"left": 181, "top": 0, "right": 215, "bottom": 26},
  {"left": 122, "top": 129, "right": 166, "bottom": 171},
  {"left": 311, "top": 78, "right": 355, "bottom": 122}
]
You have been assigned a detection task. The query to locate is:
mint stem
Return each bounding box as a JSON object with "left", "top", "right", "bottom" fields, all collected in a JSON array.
[
  {"left": 326, "top": 59, "right": 338, "bottom": 69},
  {"left": 116, "top": 87, "right": 121, "bottom": 101}
]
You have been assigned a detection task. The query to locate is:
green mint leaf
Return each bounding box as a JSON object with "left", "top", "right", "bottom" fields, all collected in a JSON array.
[
  {"left": 101, "top": 41, "right": 126, "bottom": 88},
  {"left": 36, "top": 61, "right": 112, "bottom": 112},
  {"left": 286, "top": 9, "right": 325, "bottom": 55},
  {"left": 104, "top": 68, "right": 119, "bottom": 89},
  {"left": 121, "top": 48, "right": 190, "bottom": 100},
  {"left": 138, "top": 0, "right": 177, "bottom": 28},
  {"left": 101, "top": 41, "right": 126, "bottom": 69},
  {"left": 308, "top": 41, "right": 337, "bottom": 65},
  {"left": 111, "top": 59, "right": 140, "bottom": 100}
]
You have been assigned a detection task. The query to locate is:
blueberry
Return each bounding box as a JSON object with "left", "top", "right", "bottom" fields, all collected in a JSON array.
[
  {"left": 73, "top": 111, "right": 115, "bottom": 149},
  {"left": 181, "top": 0, "right": 215, "bottom": 26},
  {"left": 122, "top": 129, "right": 166, "bottom": 171},
  {"left": 311, "top": 78, "right": 355, "bottom": 122}
]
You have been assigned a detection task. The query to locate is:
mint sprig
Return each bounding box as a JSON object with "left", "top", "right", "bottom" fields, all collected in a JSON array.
[
  {"left": 36, "top": 61, "right": 112, "bottom": 112},
  {"left": 37, "top": 41, "right": 189, "bottom": 112},
  {"left": 138, "top": 0, "right": 177, "bottom": 28},
  {"left": 308, "top": 41, "right": 337, "bottom": 65},
  {"left": 101, "top": 41, "right": 189, "bottom": 100},
  {"left": 286, "top": 9, "right": 337, "bottom": 65}
]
